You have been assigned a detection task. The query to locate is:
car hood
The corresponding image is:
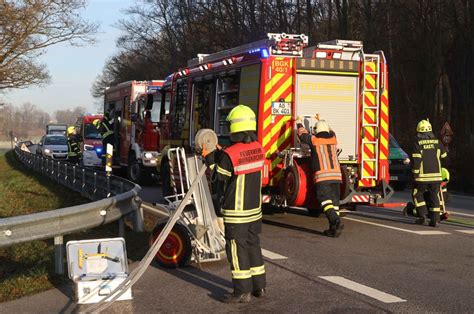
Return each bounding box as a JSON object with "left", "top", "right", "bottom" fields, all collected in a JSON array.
[{"left": 389, "top": 147, "right": 408, "bottom": 160}]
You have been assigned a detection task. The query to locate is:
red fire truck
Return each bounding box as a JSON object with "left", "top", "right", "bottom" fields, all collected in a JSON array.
[
  {"left": 103, "top": 80, "right": 164, "bottom": 183},
  {"left": 158, "top": 33, "right": 393, "bottom": 211},
  {"left": 75, "top": 114, "right": 104, "bottom": 167}
]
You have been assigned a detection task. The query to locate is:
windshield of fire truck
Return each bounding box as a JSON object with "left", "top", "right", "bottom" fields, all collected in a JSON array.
[{"left": 84, "top": 123, "right": 102, "bottom": 139}]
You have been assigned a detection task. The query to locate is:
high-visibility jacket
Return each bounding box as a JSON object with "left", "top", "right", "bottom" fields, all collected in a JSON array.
[
  {"left": 412, "top": 135, "right": 447, "bottom": 183},
  {"left": 97, "top": 120, "right": 114, "bottom": 139},
  {"left": 297, "top": 125, "right": 342, "bottom": 183},
  {"left": 207, "top": 141, "right": 264, "bottom": 224},
  {"left": 67, "top": 136, "right": 81, "bottom": 157}
]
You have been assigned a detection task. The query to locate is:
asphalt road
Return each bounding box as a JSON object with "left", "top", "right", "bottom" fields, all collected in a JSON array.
[{"left": 2, "top": 183, "right": 473, "bottom": 313}]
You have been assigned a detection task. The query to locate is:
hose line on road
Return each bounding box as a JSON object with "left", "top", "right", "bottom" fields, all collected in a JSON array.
[{"left": 83, "top": 165, "right": 208, "bottom": 313}]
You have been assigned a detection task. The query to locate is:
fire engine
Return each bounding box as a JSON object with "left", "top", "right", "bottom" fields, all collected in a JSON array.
[
  {"left": 103, "top": 80, "right": 164, "bottom": 183},
  {"left": 158, "top": 33, "right": 393, "bottom": 212},
  {"left": 75, "top": 114, "right": 104, "bottom": 167}
]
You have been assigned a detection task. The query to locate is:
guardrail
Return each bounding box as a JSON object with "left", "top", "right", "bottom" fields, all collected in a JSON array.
[{"left": 0, "top": 143, "right": 143, "bottom": 274}]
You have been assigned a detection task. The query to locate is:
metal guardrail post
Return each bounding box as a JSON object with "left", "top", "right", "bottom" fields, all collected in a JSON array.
[
  {"left": 133, "top": 196, "right": 144, "bottom": 232},
  {"left": 54, "top": 236, "right": 64, "bottom": 275},
  {"left": 81, "top": 169, "right": 86, "bottom": 197},
  {"left": 118, "top": 218, "right": 125, "bottom": 237},
  {"left": 93, "top": 172, "right": 97, "bottom": 199}
]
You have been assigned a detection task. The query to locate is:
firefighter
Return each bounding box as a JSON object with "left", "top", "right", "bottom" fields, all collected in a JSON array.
[
  {"left": 296, "top": 118, "right": 344, "bottom": 237},
  {"left": 411, "top": 119, "right": 447, "bottom": 227},
  {"left": 67, "top": 126, "right": 81, "bottom": 164},
  {"left": 92, "top": 117, "right": 114, "bottom": 160},
  {"left": 200, "top": 105, "right": 266, "bottom": 303}
]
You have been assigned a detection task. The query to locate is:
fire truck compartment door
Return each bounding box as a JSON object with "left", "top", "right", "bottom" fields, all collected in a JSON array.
[{"left": 295, "top": 74, "right": 359, "bottom": 160}]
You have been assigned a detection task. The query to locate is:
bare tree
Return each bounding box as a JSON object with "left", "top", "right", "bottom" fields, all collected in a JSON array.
[{"left": 0, "top": 0, "right": 98, "bottom": 90}]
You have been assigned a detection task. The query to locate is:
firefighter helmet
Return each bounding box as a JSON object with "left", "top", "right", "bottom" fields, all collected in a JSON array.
[
  {"left": 441, "top": 167, "right": 450, "bottom": 182},
  {"left": 67, "top": 126, "right": 76, "bottom": 136},
  {"left": 315, "top": 120, "right": 330, "bottom": 134},
  {"left": 227, "top": 105, "right": 256, "bottom": 134},
  {"left": 92, "top": 119, "right": 101, "bottom": 128},
  {"left": 416, "top": 119, "right": 432, "bottom": 133}
]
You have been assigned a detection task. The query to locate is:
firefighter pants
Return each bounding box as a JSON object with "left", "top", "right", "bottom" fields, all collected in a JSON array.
[
  {"left": 412, "top": 182, "right": 441, "bottom": 218},
  {"left": 316, "top": 182, "right": 341, "bottom": 226},
  {"left": 224, "top": 220, "right": 266, "bottom": 294},
  {"left": 68, "top": 155, "right": 80, "bottom": 165}
]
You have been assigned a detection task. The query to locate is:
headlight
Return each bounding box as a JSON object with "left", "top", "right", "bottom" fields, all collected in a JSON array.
[
  {"left": 403, "top": 157, "right": 411, "bottom": 165},
  {"left": 144, "top": 152, "right": 154, "bottom": 159},
  {"left": 84, "top": 144, "right": 94, "bottom": 151},
  {"left": 44, "top": 148, "right": 51, "bottom": 154}
]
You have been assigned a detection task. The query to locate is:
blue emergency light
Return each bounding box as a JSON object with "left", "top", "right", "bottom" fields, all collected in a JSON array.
[{"left": 95, "top": 147, "right": 102, "bottom": 154}]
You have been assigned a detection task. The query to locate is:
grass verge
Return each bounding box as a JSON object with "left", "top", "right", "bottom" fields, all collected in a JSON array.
[{"left": 0, "top": 151, "right": 157, "bottom": 303}]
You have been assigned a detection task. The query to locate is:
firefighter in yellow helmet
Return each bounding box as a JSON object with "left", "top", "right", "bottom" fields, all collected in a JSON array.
[
  {"left": 296, "top": 118, "right": 344, "bottom": 237},
  {"left": 200, "top": 105, "right": 266, "bottom": 303},
  {"left": 92, "top": 117, "right": 114, "bottom": 161},
  {"left": 411, "top": 119, "right": 447, "bottom": 227},
  {"left": 67, "top": 126, "right": 81, "bottom": 164}
]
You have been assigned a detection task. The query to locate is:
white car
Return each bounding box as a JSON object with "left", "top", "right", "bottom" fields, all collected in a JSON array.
[{"left": 37, "top": 134, "right": 68, "bottom": 160}]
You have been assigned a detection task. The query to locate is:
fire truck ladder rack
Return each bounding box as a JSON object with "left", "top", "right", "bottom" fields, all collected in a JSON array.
[
  {"left": 360, "top": 53, "right": 381, "bottom": 184},
  {"left": 165, "top": 148, "right": 225, "bottom": 264},
  {"left": 187, "top": 33, "right": 308, "bottom": 67}
]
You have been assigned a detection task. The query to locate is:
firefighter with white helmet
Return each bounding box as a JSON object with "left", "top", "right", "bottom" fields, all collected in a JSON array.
[
  {"left": 199, "top": 104, "right": 266, "bottom": 303},
  {"left": 411, "top": 119, "right": 447, "bottom": 227},
  {"left": 296, "top": 118, "right": 344, "bottom": 237},
  {"left": 67, "top": 126, "right": 81, "bottom": 164}
]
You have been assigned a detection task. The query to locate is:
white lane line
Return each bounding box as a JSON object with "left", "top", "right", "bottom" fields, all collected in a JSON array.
[
  {"left": 319, "top": 276, "right": 406, "bottom": 303},
  {"left": 344, "top": 217, "right": 451, "bottom": 235},
  {"left": 262, "top": 248, "right": 288, "bottom": 260},
  {"left": 456, "top": 229, "right": 474, "bottom": 234}
]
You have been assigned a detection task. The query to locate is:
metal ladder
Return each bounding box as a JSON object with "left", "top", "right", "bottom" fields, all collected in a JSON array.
[{"left": 360, "top": 53, "right": 381, "bottom": 186}]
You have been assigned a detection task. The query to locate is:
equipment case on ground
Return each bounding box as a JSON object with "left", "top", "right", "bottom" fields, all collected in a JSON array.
[{"left": 66, "top": 237, "right": 133, "bottom": 304}]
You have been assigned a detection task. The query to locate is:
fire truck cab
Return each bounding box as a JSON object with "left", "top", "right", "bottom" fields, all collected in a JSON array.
[
  {"left": 104, "top": 80, "right": 164, "bottom": 183},
  {"left": 75, "top": 114, "right": 103, "bottom": 167},
  {"left": 159, "top": 33, "right": 393, "bottom": 211}
]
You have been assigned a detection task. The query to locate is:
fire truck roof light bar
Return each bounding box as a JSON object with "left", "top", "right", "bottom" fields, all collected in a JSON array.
[{"left": 187, "top": 33, "right": 308, "bottom": 66}]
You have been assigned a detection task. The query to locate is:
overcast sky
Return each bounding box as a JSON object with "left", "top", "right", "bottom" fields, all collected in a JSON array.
[{"left": 2, "top": 0, "right": 134, "bottom": 115}]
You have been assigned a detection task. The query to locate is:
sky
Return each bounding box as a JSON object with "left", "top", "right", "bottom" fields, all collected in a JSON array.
[{"left": 3, "top": 0, "right": 135, "bottom": 115}]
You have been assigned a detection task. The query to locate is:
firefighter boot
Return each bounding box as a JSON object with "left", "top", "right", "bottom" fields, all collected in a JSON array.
[
  {"left": 429, "top": 211, "right": 440, "bottom": 227},
  {"left": 221, "top": 292, "right": 251, "bottom": 303},
  {"left": 324, "top": 209, "right": 344, "bottom": 238},
  {"left": 415, "top": 207, "right": 428, "bottom": 225}
]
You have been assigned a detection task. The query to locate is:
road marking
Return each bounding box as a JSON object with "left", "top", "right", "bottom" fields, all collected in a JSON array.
[
  {"left": 344, "top": 217, "right": 451, "bottom": 235},
  {"left": 262, "top": 248, "right": 288, "bottom": 260},
  {"left": 456, "top": 229, "right": 474, "bottom": 234},
  {"left": 319, "top": 276, "right": 406, "bottom": 303}
]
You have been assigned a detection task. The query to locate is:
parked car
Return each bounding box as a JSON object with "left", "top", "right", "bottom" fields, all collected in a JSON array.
[
  {"left": 36, "top": 134, "right": 68, "bottom": 160},
  {"left": 389, "top": 133, "right": 411, "bottom": 190}
]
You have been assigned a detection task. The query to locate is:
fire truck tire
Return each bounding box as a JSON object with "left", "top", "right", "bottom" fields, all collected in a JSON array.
[
  {"left": 283, "top": 165, "right": 301, "bottom": 206},
  {"left": 149, "top": 222, "right": 192, "bottom": 268},
  {"left": 127, "top": 156, "right": 144, "bottom": 183},
  {"left": 340, "top": 165, "right": 351, "bottom": 200}
]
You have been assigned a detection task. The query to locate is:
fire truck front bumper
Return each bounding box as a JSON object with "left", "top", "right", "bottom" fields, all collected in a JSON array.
[{"left": 141, "top": 151, "right": 159, "bottom": 167}]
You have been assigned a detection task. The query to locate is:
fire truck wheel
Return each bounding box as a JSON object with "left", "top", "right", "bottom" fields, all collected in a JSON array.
[
  {"left": 340, "top": 165, "right": 351, "bottom": 200},
  {"left": 127, "top": 156, "right": 143, "bottom": 183},
  {"left": 283, "top": 165, "right": 300, "bottom": 206},
  {"left": 149, "top": 222, "right": 192, "bottom": 268}
]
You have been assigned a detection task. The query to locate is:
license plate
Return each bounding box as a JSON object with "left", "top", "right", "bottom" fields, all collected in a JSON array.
[
  {"left": 272, "top": 102, "right": 291, "bottom": 115},
  {"left": 390, "top": 176, "right": 398, "bottom": 180}
]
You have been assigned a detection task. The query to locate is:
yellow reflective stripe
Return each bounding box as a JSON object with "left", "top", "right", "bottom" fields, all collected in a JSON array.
[
  {"left": 412, "top": 188, "right": 418, "bottom": 196},
  {"left": 217, "top": 165, "right": 231, "bottom": 177},
  {"left": 415, "top": 177, "right": 442, "bottom": 182},
  {"left": 412, "top": 153, "right": 422, "bottom": 158},
  {"left": 431, "top": 207, "right": 440, "bottom": 212},
  {"left": 321, "top": 200, "right": 332, "bottom": 206},
  {"left": 250, "top": 265, "right": 265, "bottom": 276},
  {"left": 221, "top": 207, "right": 262, "bottom": 217},
  {"left": 103, "top": 130, "right": 113, "bottom": 138},
  {"left": 419, "top": 173, "right": 442, "bottom": 177},
  {"left": 232, "top": 269, "right": 252, "bottom": 279},
  {"left": 412, "top": 169, "right": 420, "bottom": 173},
  {"left": 440, "top": 152, "right": 447, "bottom": 158},
  {"left": 223, "top": 212, "right": 263, "bottom": 224},
  {"left": 415, "top": 201, "right": 426, "bottom": 207},
  {"left": 231, "top": 240, "right": 239, "bottom": 271},
  {"left": 235, "top": 174, "right": 245, "bottom": 211},
  {"left": 209, "top": 164, "right": 216, "bottom": 170},
  {"left": 323, "top": 205, "right": 334, "bottom": 212}
]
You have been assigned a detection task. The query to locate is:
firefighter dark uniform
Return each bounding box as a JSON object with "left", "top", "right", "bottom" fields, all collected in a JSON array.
[
  {"left": 297, "top": 119, "right": 343, "bottom": 237},
  {"left": 92, "top": 118, "right": 114, "bottom": 159},
  {"left": 203, "top": 105, "right": 266, "bottom": 304},
  {"left": 412, "top": 119, "right": 447, "bottom": 227},
  {"left": 67, "top": 126, "right": 81, "bottom": 164}
]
